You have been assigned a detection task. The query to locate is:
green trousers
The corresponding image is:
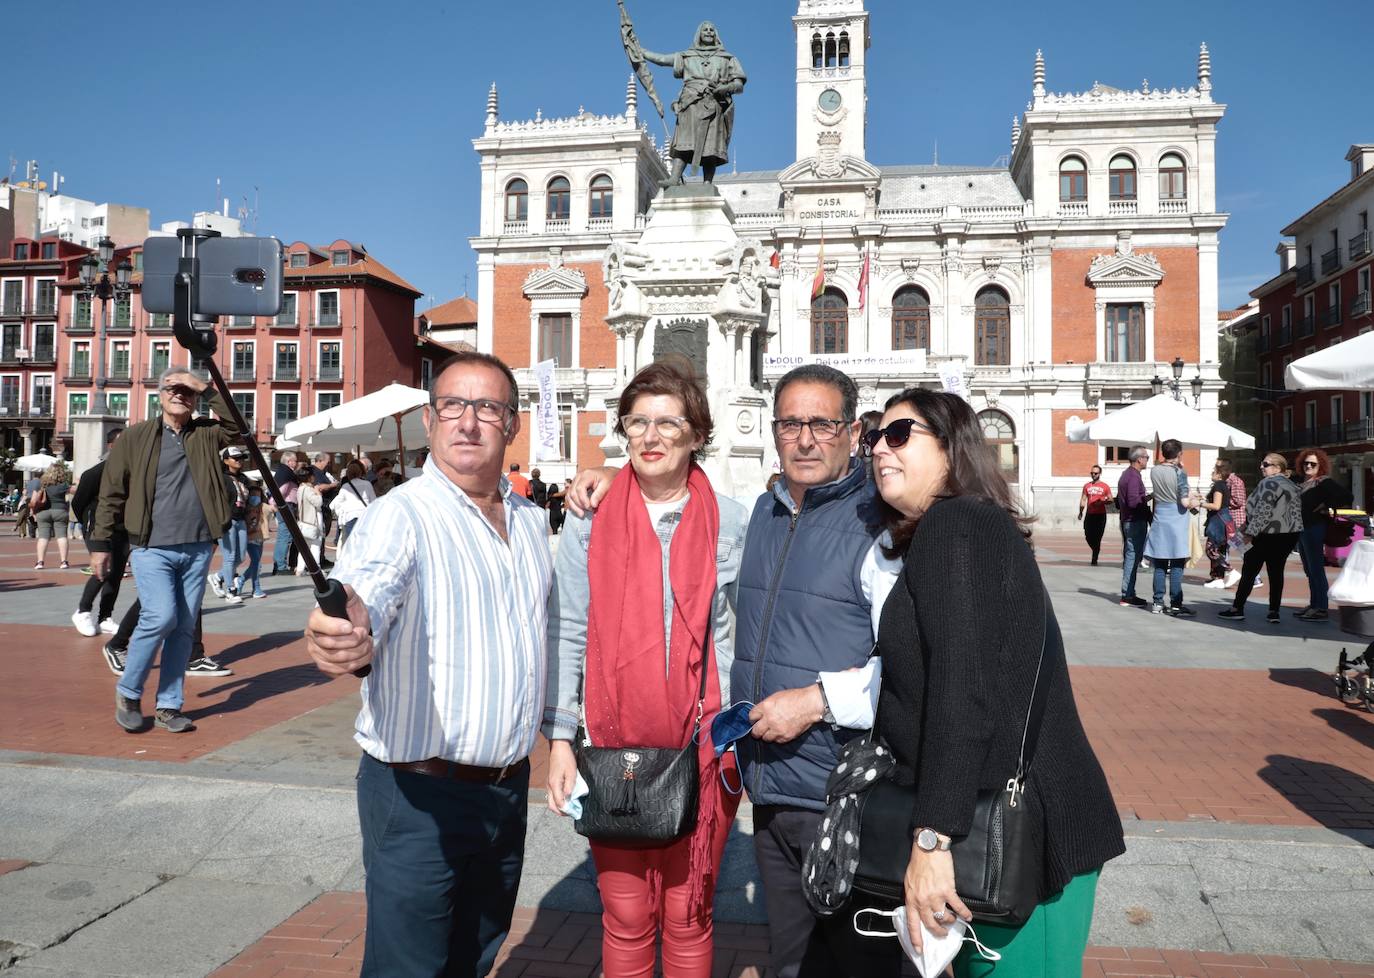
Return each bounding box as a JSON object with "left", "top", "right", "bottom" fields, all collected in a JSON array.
[{"left": 954, "top": 869, "right": 1099, "bottom": 977}]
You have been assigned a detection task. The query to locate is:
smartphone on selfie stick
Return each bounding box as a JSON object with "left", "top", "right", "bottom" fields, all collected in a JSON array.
[{"left": 143, "top": 228, "right": 369, "bottom": 677}]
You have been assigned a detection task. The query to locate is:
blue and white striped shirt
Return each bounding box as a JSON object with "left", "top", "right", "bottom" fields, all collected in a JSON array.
[{"left": 331, "top": 457, "right": 552, "bottom": 767}]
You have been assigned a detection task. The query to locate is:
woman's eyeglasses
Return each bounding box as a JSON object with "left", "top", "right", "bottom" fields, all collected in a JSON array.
[
  {"left": 620, "top": 414, "right": 690, "bottom": 441},
  {"left": 1303, "top": 461, "right": 1319, "bottom": 469},
  {"left": 860, "top": 417, "right": 934, "bottom": 457}
]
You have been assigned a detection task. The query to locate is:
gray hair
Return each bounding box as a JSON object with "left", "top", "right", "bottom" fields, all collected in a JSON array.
[
  {"left": 158, "top": 365, "right": 197, "bottom": 386},
  {"left": 1128, "top": 445, "right": 1151, "bottom": 463},
  {"left": 773, "top": 364, "right": 859, "bottom": 422},
  {"left": 311, "top": 452, "right": 331, "bottom": 465},
  {"left": 280, "top": 451, "right": 298, "bottom": 466}
]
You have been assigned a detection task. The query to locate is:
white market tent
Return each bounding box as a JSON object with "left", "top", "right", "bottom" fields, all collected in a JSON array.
[
  {"left": 1065, "top": 394, "right": 1255, "bottom": 450},
  {"left": 1285, "top": 332, "right": 1374, "bottom": 391},
  {"left": 277, "top": 384, "right": 429, "bottom": 456},
  {"left": 13, "top": 453, "right": 60, "bottom": 472}
]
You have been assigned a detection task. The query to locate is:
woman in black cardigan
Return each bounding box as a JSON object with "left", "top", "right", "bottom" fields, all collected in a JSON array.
[{"left": 863, "top": 388, "right": 1124, "bottom": 975}]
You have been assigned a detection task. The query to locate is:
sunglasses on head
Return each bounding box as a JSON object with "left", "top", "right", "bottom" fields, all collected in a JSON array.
[{"left": 860, "top": 417, "right": 934, "bottom": 456}]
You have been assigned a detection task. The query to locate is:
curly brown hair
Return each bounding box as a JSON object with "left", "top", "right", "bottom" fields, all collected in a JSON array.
[{"left": 1294, "top": 446, "right": 1331, "bottom": 479}]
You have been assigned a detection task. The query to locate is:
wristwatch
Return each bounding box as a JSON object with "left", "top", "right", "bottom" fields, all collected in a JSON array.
[
  {"left": 915, "top": 827, "right": 952, "bottom": 852},
  {"left": 816, "top": 680, "right": 836, "bottom": 726}
]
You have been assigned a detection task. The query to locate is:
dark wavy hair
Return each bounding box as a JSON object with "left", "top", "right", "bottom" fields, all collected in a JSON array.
[{"left": 874, "top": 388, "right": 1034, "bottom": 558}]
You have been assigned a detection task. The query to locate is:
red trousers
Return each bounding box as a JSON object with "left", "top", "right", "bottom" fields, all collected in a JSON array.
[{"left": 590, "top": 786, "right": 741, "bottom": 978}]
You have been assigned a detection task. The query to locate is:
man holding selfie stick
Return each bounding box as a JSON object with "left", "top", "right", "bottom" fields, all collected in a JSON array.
[{"left": 90, "top": 366, "right": 241, "bottom": 734}]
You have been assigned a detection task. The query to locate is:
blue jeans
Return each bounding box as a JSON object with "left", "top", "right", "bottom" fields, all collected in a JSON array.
[
  {"left": 217, "top": 519, "right": 247, "bottom": 588},
  {"left": 118, "top": 542, "right": 215, "bottom": 710},
  {"left": 272, "top": 504, "right": 296, "bottom": 571},
  {"left": 1152, "top": 558, "right": 1185, "bottom": 607},
  {"left": 1297, "top": 521, "right": 1329, "bottom": 610},
  {"left": 238, "top": 541, "right": 264, "bottom": 596},
  {"left": 1120, "top": 519, "right": 1149, "bottom": 598},
  {"left": 356, "top": 752, "right": 528, "bottom": 977}
]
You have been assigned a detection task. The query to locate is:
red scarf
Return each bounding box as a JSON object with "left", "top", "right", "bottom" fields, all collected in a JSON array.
[{"left": 585, "top": 462, "right": 725, "bottom": 921}]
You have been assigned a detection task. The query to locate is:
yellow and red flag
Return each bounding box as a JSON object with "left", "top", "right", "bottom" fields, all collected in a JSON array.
[
  {"left": 811, "top": 231, "right": 826, "bottom": 298},
  {"left": 857, "top": 247, "right": 870, "bottom": 311}
]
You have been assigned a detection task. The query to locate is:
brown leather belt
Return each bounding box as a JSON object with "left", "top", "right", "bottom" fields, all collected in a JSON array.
[{"left": 386, "top": 756, "right": 528, "bottom": 784}]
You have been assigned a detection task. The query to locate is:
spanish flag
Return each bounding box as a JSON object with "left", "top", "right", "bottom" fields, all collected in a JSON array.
[{"left": 811, "top": 231, "right": 826, "bottom": 299}]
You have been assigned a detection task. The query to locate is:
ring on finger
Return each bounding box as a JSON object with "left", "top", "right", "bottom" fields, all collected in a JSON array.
[{"left": 932, "top": 909, "right": 947, "bottom": 922}]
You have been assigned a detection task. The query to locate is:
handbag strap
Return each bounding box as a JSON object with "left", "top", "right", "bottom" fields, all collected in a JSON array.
[{"left": 1010, "top": 588, "right": 1055, "bottom": 792}]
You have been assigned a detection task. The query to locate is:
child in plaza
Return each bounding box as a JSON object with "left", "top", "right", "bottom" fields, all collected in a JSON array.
[{"left": 238, "top": 479, "right": 267, "bottom": 599}]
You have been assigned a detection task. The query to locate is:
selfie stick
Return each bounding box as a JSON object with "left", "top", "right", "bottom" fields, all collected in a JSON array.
[{"left": 170, "top": 228, "right": 368, "bottom": 677}]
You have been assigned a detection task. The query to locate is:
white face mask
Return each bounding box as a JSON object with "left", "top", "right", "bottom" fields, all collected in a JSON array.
[{"left": 853, "top": 907, "right": 1001, "bottom": 977}]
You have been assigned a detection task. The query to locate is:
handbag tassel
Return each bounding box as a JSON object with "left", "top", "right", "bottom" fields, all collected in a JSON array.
[{"left": 611, "top": 770, "right": 639, "bottom": 817}]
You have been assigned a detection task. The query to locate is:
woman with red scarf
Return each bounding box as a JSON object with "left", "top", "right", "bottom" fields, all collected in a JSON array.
[{"left": 544, "top": 361, "right": 748, "bottom": 978}]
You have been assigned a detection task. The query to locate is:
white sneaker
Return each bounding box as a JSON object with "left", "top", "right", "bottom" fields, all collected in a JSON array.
[
  {"left": 70, "top": 610, "right": 99, "bottom": 637},
  {"left": 1225, "top": 570, "right": 1241, "bottom": 587},
  {"left": 224, "top": 592, "right": 243, "bottom": 605},
  {"left": 98, "top": 617, "right": 118, "bottom": 634},
  {"left": 1254, "top": 576, "right": 1264, "bottom": 588},
  {"left": 207, "top": 573, "right": 227, "bottom": 599},
  {"left": 1203, "top": 578, "right": 1226, "bottom": 588}
]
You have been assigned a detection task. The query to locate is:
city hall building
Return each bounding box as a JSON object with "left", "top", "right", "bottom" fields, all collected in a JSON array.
[{"left": 469, "top": 0, "right": 1227, "bottom": 521}]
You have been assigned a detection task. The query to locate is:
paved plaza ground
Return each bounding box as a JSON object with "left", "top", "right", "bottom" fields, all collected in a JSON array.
[{"left": 1, "top": 521, "right": 1372, "bottom": 977}]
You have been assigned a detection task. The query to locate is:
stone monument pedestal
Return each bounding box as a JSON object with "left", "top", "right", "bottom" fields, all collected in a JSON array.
[
  {"left": 600, "top": 186, "right": 775, "bottom": 497},
  {"left": 71, "top": 414, "right": 126, "bottom": 484}
]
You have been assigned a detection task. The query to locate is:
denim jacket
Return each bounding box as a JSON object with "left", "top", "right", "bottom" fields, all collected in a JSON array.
[{"left": 542, "top": 491, "right": 749, "bottom": 742}]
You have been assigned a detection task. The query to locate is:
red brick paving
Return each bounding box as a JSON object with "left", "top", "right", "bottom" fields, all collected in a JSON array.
[
  {"left": 208, "top": 893, "right": 1374, "bottom": 978},
  {"left": 0, "top": 859, "right": 31, "bottom": 876}
]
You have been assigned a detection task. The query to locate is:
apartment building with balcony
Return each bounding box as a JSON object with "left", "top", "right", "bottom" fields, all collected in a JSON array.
[{"left": 1249, "top": 144, "right": 1374, "bottom": 507}]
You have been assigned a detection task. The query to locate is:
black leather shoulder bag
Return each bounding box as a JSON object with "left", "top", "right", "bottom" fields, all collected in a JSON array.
[{"left": 572, "top": 660, "right": 708, "bottom": 844}]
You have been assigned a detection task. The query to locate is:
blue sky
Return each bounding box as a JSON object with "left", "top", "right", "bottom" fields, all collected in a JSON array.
[{"left": 6, "top": 0, "right": 1368, "bottom": 312}]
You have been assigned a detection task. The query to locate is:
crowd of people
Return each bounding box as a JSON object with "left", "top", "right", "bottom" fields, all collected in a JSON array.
[
  {"left": 1087, "top": 441, "right": 1354, "bottom": 624},
  {"left": 305, "top": 351, "right": 1124, "bottom": 978}
]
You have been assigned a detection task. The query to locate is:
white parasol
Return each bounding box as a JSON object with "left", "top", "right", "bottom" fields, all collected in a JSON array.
[
  {"left": 1285, "top": 332, "right": 1374, "bottom": 391},
  {"left": 13, "top": 453, "right": 61, "bottom": 472},
  {"left": 279, "top": 384, "right": 430, "bottom": 458},
  {"left": 1065, "top": 394, "right": 1255, "bottom": 450}
]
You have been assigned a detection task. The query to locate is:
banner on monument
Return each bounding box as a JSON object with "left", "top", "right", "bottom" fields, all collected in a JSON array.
[
  {"left": 533, "top": 359, "right": 561, "bottom": 461},
  {"left": 939, "top": 366, "right": 971, "bottom": 402},
  {"left": 761, "top": 349, "right": 927, "bottom": 379}
]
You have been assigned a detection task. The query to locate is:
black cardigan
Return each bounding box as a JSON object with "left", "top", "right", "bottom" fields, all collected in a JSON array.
[{"left": 875, "top": 495, "right": 1125, "bottom": 901}]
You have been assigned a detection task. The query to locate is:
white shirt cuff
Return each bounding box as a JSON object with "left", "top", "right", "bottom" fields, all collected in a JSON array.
[{"left": 818, "top": 658, "right": 882, "bottom": 730}]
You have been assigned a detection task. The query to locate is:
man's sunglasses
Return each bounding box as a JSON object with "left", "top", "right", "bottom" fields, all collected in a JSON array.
[
  {"left": 161, "top": 384, "right": 197, "bottom": 400},
  {"left": 860, "top": 417, "right": 934, "bottom": 457}
]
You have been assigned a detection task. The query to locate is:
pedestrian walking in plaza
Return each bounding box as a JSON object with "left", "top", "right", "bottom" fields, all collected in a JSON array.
[
  {"left": 238, "top": 479, "right": 267, "bottom": 599},
  {"left": 1225, "top": 466, "right": 1248, "bottom": 588},
  {"left": 1219, "top": 453, "right": 1303, "bottom": 624},
  {"left": 529, "top": 467, "right": 548, "bottom": 508},
  {"left": 294, "top": 468, "right": 325, "bottom": 575},
  {"left": 268, "top": 451, "right": 300, "bottom": 574},
  {"left": 546, "top": 481, "right": 566, "bottom": 534},
  {"left": 859, "top": 387, "right": 1124, "bottom": 976},
  {"left": 545, "top": 363, "right": 748, "bottom": 978},
  {"left": 1201, "top": 460, "right": 1235, "bottom": 588},
  {"left": 1145, "top": 439, "right": 1197, "bottom": 617},
  {"left": 71, "top": 428, "right": 127, "bottom": 637},
  {"left": 208, "top": 447, "right": 251, "bottom": 604},
  {"left": 13, "top": 487, "right": 32, "bottom": 537},
  {"left": 329, "top": 460, "right": 376, "bottom": 552},
  {"left": 506, "top": 461, "right": 532, "bottom": 500},
  {"left": 1077, "top": 464, "right": 1113, "bottom": 565},
  {"left": 310, "top": 451, "right": 340, "bottom": 565},
  {"left": 567, "top": 363, "right": 900, "bottom": 978},
  {"left": 91, "top": 367, "right": 240, "bottom": 733},
  {"left": 305, "top": 351, "right": 551, "bottom": 978},
  {"left": 1116, "top": 446, "right": 1152, "bottom": 607},
  {"left": 32, "top": 461, "right": 73, "bottom": 570},
  {"left": 1294, "top": 447, "right": 1352, "bottom": 622}
]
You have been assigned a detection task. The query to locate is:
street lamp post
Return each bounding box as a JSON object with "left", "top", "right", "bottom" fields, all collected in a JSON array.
[
  {"left": 77, "top": 237, "right": 132, "bottom": 416},
  {"left": 1151, "top": 356, "right": 1205, "bottom": 408}
]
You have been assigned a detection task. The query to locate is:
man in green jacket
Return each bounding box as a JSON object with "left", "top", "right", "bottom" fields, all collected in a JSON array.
[{"left": 91, "top": 367, "right": 240, "bottom": 733}]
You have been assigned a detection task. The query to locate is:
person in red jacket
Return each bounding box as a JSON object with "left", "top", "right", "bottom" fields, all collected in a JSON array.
[{"left": 1077, "top": 465, "right": 1113, "bottom": 565}]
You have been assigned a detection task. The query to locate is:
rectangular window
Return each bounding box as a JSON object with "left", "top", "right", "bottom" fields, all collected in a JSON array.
[
  {"left": 190, "top": 351, "right": 213, "bottom": 377},
  {"left": 232, "top": 392, "right": 255, "bottom": 428},
  {"left": 1304, "top": 401, "right": 1317, "bottom": 437},
  {"left": 71, "top": 341, "right": 91, "bottom": 377},
  {"left": 68, "top": 392, "right": 88, "bottom": 418},
  {"left": 148, "top": 313, "right": 170, "bottom": 329},
  {"left": 538, "top": 314, "right": 573, "bottom": 365},
  {"left": 420, "top": 357, "right": 434, "bottom": 391},
  {"left": 149, "top": 342, "right": 171, "bottom": 378},
  {"left": 32, "top": 375, "right": 54, "bottom": 414},
  {"left": 111, "top": 341, "right": 131, "bottom": 379},
  {"left": 0, "top": 375, "right": 18, "bottom": 414},
  {"left": 108, "top": 392, "right": 129, "bottom": 418},
  {"left": 277, "top": 292, "right": 298, "bottom": 325},
  {"left": 318, "top": 341, "right": 342, "bottom": 380},
  {"left": 232, "top": 341, "right": 255, "bottom": 380},
  {"left": 113, "top": 296, "right": 131, "bottom": 328},
  {"left": 35, "top": 280, "right": 57, "bottom": 315},
  {"left": 317, "top": 291, "right": 339, "bottom": 326},
  {"left": 41, "top": 242, "right": 56, "bottom": 260},
  {"left": 74, "top": 295, "right": 92, "bottom": 327},
  {"left": 33, "top": 323, "right": 55, "bottom": 361},
  {"left": 1327, "top": 281, "right": 1342, "bottom": 327},
  {"left": 1, "top": 323, "right": 20, "bottom": 361},
  {"left": 1, "top": 281, "right": 22, "bottom": 315},
  {"left": 289, "top": 252, "right": 307, "bottom": 268},
  {"left": 1363, "top": 392, "right": 1373, "bottom": 420},
  {"left": 317, "top": 391, "right": 342, "bottom": 413},
  {"left": 331, "top": 250, "right": 349, "bottom": 266},
  {"left": 273, "top": 392, "right": 299, "bottom": 432},
  {"left": 13, "top": 244, "right": 28, "bottom": 261},
  {"left": 1104, "top": 303, "right": 1145, "bottom": 362},
  {"left": 1282, "top": 406, "right": 1293, "bottom": 433},
  {"left": 274, "top": 342, "right": 298, "bottom": 380},
  {"left": 1332, "top": 395, "right": 1345, "bottom": 433},
  {"left": 146, "top": 392, "right": 159, "bottom": 420}
]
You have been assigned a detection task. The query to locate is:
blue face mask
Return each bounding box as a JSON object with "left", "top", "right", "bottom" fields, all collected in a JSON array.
[
  {"left": 709, "top": 702, "right": 755, "bottom": 795},
  {"left": 248, "top": 495, "right": 262, "bottom": 506}
]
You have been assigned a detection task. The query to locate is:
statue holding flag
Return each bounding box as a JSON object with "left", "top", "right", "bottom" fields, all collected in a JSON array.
[{"left": 618, "top": 1, "right": 746, "bottom": 188}]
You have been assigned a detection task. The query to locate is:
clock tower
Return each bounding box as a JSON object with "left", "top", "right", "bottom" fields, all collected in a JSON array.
[{"left": 793, "top": 0, "right": 870, "bottom": 164}]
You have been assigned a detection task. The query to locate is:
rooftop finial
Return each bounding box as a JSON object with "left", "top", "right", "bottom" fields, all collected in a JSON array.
[
  {"left": 1011, "top": 115, "right": 1021, "bottom": 152},
  {"left": 485, "top": 82, "right": 499, "bottom": 128},
  {"left": 1197, "top": 42, "right": 1212, "bottom": 94},
  {"left": 626, "top": 74, "right": 638, "bottom": 118},
  {"left": 1033, "top": 49, "right": 1045, "bottom": 98}
]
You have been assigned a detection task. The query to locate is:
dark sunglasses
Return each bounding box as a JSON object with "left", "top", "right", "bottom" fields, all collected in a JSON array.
[
  {"left": 860, "top": 417, "right": 934, "bottom": 456},
  {"left": 161, "top": 384, "right": 197, "bottom": 400}
]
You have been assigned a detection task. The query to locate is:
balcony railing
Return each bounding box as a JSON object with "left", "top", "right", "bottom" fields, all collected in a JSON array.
[
  {"left": 1321, "top": 247, "right": 1342, "bottom": 276},
  {"left": 1295, "top": 263, "right": 1315, "bottom": 288},
  {"left": 1057, "top": 200, "right": 1088, "bottom": 217},
  {"left": 545, "top": 218, "right": 570, "bottom": 234},
  {"left": 1322, "top": 306, "right": 1342, "bottom": 328},
  {"left": 110, "top": 365, "right": 132, "bottom": 380},
  {"left": 316, "top": 313, "right": 340, "bottom": 327},
  {"left": 1345, "top": 418, "right": 1374, "bottom": 443},
  {"left": 69, "top": 362, "right": 91, "bottom": 379},
  {"left": 1351, "top": 230, "right": 1372, "bottom": 260},
  {"left": 318, "top": 366, "right": 342, "bottom": 381},
  {"left": 1353, "top": 291, "right": 1371, "bottom": 318},
  {"left": 0, "top": 400, "right": 54, "bottom": 419},
  {"left": 1298, "top": 315, "right": 1315, "bottom": 338},
  {"left": 273, "top": 311, "right": 297, "bottom": 327},
  {"left": 1107, "top": 198, "right": 1138, "bottom": 215},
  {"left": 1278, "top": 324, "right": 1293, "bottom": 346},
  {"left": 1256, "top": 385, "right": 1287, "bottom": 402},
  {"left": 0, "top": 399, "right": 19, "bottom": 417},
  {"left": 1157, "top": 197, "right": 1189, "bottom": 214},
  {"left": 227, "top": 316, "right": 255, "bottom": 328},
  {"left": 230, "top": 368, "right": 256, "bottom": 382},
  {"left": 273, "top": 367, "right": 299, "bottom": 381},
  {"left": 31, "top": 346, "right": 55, "bottom": 364},
  {"left": 587, "top": 216, "right": 613, "bottom": 231},
  {"left": 146, "top": 315, "right": 172, "bottom": 333},
  {"left": 1, "top": 302, "right": 21, "bottom": 316},
  {"left": 503, "top": 220, "right": 529, "bottom": 235}
]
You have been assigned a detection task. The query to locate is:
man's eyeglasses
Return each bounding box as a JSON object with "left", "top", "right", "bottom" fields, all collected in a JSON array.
[
  {"left": 860, "top": 417, "right": 934, "bottom": 457},
  {"left": 161, "top": 384, "right": 197, "bottom": 400},
  {"left": 430, "top": 396, "right": 512, "bottom": 424},
  {"left": 620, "top": 414, "right": 690, "bottom": 441},
  {"left": 772, "top": 418, "right": 847, "bottom": 442}
]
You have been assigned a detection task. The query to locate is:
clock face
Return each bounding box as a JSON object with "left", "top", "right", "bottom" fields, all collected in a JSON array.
[{"left": 818, "top": 88, "right": 842, "bottom": 113}]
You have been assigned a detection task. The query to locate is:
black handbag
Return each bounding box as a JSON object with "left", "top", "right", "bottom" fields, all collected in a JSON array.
[
  {"left": 572, "top": 658, "right": 709, "bottom": 844},
  {"left": 852, "top": 592, "right": 1055, "bottom": 927}
]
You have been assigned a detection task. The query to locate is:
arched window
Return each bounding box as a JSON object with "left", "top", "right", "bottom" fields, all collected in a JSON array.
[
  {"left": 546, "top": 177, "right": 570, "bottom": 221},
  {"left": 838, "top": 31, "right": 850, "bottom": 67},
  {"left": 811, "top": 288, "right": 848, "bottom": 354},
  {"left": 978, "top": 410, "right": 1019, "bottom": 483},
  {"left": 1159, "top": 153, "right": 1187, "bottom": 200},
  {"left": 589, "top": 175, "right": 613, "bottom": 220},
  {"left": 811, "top": 33, "right": 823, "bottom": 69},
  {"left": 504, "top": 179, "right": 528, "bottom": 223},
  {"left": 891, "top": 286, "right": 931, "bottom": 352},
  {"left": 1058, "top": 156, "right": 1087, "bottom": 202},
  {"left": 824, "top": 32, "right": 837, "bottom": 68},
  {"left": 1108, "top": 155, "right": 1137, "bottom": 200},
  {"left": 974, "top": 286, "right": 1010, "bottom": 365}
]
